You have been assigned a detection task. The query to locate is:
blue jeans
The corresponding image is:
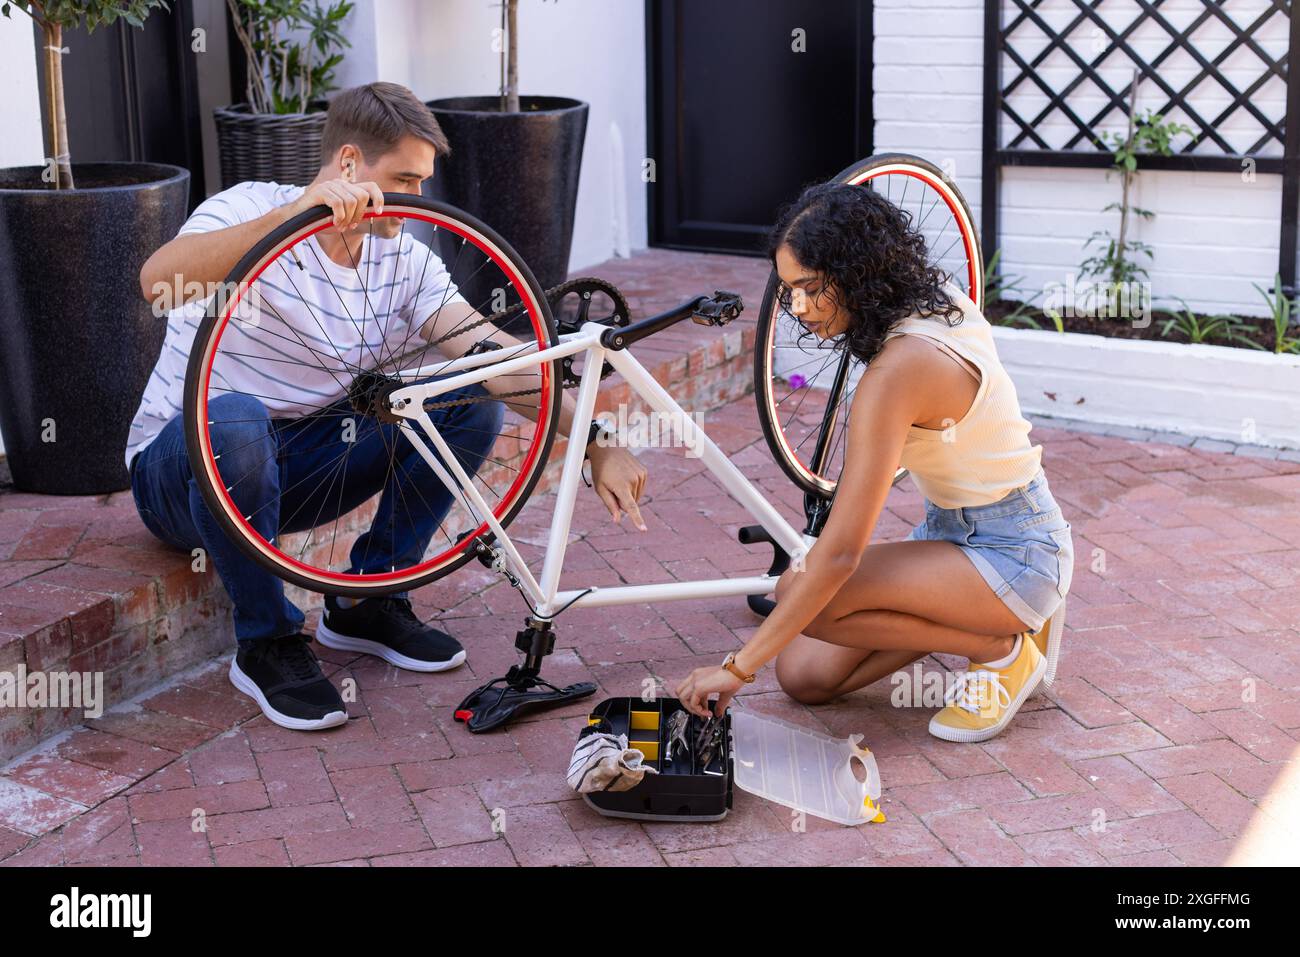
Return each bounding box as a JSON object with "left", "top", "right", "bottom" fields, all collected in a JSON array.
[{"left": 129, "top": 377, "right": 505, "bottom": 645}]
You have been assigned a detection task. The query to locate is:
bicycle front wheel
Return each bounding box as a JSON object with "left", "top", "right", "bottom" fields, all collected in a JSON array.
[
  {"left": 755, "top": 153, "right": 983, "bottom": 498},
  {"left": 182, "top": 194, "right": 563, "bottom": 597}
]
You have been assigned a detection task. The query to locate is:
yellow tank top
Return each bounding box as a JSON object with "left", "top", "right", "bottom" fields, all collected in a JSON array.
[{"left": 881, "top": 284, "right": 1042, "bottom": 508}]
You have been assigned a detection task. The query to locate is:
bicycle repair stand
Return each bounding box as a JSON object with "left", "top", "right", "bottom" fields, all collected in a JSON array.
[{"left": 452, "top": 610, "right": 593, "bottom": 733}]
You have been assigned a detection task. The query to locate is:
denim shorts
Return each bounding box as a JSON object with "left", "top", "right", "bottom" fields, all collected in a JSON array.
[{"left": 903, "top": 468, "right": 1073, "bottom": 632}]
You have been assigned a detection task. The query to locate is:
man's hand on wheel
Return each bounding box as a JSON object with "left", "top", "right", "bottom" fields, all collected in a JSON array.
[
  {"left": 587, "top": 445, "right": 648, "bottom": 530},
  {"left": 293, "top": 177, "right": 385, "bottom": 230}
]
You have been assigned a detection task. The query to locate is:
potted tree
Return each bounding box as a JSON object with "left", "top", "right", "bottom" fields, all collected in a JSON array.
[
  {"left": 214, "top": 0, "right": 353, "bottom": 189},
  {"left": 0, "top": 0, "right": 190, "bottom": 495},
  {"left": 425, "top": 0, "right": 588, "bottom": 305}
]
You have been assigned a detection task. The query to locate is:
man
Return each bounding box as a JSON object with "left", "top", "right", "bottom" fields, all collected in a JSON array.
[{"left": 130, "top": 82, "right": 647, "bottom": 731}]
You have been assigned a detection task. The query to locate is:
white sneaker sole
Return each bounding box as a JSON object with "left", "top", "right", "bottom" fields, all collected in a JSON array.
[
  {"left": 228, "top": 656, "right": 348, "bottom": 731},
  {"left": 927, "top": 653, "right": 1048, "bottom": 744},
  {"left": 1038, "top": 597, "right": 1067, "bottom": 691},
  {"left": 315, "top": 620, "right": 467, "bottom": 673}
]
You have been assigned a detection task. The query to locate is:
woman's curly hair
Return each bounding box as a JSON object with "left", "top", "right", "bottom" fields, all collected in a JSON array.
[{"left": 765, "top": 181, "right": 964, "bottom": 365}]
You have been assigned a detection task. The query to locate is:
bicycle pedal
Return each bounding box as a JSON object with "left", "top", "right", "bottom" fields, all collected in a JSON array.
[
  {"left": 691, "top": 290, "right": 744, "bottom": 326},
  {"left": 737, "top": 524, "right": 774, "bottom": 546}
]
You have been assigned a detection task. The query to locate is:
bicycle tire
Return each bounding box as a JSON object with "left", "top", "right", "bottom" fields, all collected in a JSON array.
[
  {"left": 755, "top": 152, "right": 984, "bottom": 499},
  {"left": 182, "top": 194, "right": 563, "bottom": 597}
]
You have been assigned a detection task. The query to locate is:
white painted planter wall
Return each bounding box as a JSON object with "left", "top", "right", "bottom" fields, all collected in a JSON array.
[
  {"left": 992, "top": 327, "right": 1300, "bottom": 450},
  {"left": 773, "top": 320, "right": 1300, "bottom": 450}
]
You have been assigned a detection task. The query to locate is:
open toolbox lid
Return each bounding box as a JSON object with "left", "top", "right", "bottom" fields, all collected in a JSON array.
[{"left": 729, "top": 708, "right": 886, "bottom": 826}]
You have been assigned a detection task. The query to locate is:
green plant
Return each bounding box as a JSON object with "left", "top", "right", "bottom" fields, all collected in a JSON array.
[
  {"left": 2, "top": 0, "right": 170, "bottom": 188},
  {"left": 1080, "top": 77, "right": 1192, "bottom": 290},
  {"left": 983, "top": 247, "right": 1041, "bottom": 327},
  {"left": 1157, "top": 298, "right": 1249, "bottom": 345},
  {"left": 226, "top": 0, "right": 353, "bottom": 115},
  {"left": 1249, "top": 274, "right": 1300, "bottom": 354}
]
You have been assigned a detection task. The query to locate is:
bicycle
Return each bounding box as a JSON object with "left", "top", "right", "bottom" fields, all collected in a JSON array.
[{"left": 182, "top": 152, "right": 1023, "bottom": 733}]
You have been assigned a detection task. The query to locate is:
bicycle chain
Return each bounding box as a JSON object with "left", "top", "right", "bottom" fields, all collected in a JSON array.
[{"left": 417, "top": 277, "right": 631, "bottom": 411}]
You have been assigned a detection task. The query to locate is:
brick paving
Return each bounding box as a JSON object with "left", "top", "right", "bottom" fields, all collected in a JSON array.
[
  {"left": 1, "top": 246, "right": 1299, "bottom": 865},
  {"left": 0, "top": 248, "right": 770, "bottom": 762},
  {"left": 3, "top": 386, "right": 1300, "bottom": 865}
]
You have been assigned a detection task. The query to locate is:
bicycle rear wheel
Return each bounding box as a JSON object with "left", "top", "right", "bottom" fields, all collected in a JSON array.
[
  {"left": 755, "top": 153, "right": 983, "bottom": 499},
  {"left": 182, "top": 194, "right": 562, "bottom": 597}
]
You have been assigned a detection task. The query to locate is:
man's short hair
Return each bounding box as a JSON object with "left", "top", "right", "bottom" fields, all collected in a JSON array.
[{"left": 320, "top": 82, "right": 451, "bottom": 165}]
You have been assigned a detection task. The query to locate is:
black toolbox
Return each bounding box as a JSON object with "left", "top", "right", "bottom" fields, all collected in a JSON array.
[{"left": 581, "top": 696, "right": 734, "bottom": 822}]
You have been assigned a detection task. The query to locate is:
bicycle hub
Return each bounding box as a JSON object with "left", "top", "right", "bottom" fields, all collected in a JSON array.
[{"left": 347, "top": 370, "right": 406, "bottom": 424}]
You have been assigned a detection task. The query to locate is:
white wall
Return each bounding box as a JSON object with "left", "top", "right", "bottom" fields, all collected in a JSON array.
[
  {"left": 0, "top": 11, "right": 45, "bottom": 168},
  {"left": 361, "top": 0, "right": 648, "bottom": 270},
  {"left": 0, "top": 11, "right": 46, "bottom": 459},
  {"left": 192, "top": 0, "right": 234, "bottom": 196},
  {"left": 873, "top": 0, "right": 1288, "bottom": 317},
  {"left": 195, "top": 0, "right": 648, "bottom": 277}
]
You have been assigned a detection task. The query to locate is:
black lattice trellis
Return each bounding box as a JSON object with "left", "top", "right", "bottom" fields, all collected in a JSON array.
[{"left": 981, "top": 0, "right": 1300, "bottom": 290}]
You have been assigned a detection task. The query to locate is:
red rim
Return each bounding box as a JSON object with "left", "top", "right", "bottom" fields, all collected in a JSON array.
[{"left": 195, "top": 207, "right": 553, "bottom": 587}]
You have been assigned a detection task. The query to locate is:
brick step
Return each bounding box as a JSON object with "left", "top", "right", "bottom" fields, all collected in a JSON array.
[{"left": 0, "top": 250, "right": 771, "bottom": 762}]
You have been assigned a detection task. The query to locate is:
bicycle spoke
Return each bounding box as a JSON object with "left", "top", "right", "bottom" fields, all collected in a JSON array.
[
  {"left": 360, "top": 418, "right": 452, "bottom": 573},
  {"left": 267, "top": 261, "right": 367, "bottom": 382},
  {"left": 305, "top": 238, "right": 389, "bottom": 373},
  {"left": 771, "top": 347, "right": 842, "bottom": 391},
  {"left": 190, "top": 200, "right": 559, "bottom": 592},
  {"left": 377, "top": 235, "right": 541, "bottom": 394},
  {"left": 293, "top": 439, "right": 353, "bottom": 566},
  {"left": 325, "top": 436, "right": 355, "bottom": 572},
  {"left": 207, "top": 385, "right": 355, "bottom": 418},
  {"left": 773, "top": 345, "right": 842, "bottom": 405},
  {"left": 388, "top": 432, "right": 465, "bottom": 553},
  {"left": 371, "top": 218, "right": 426, "bottom": 371},
  {"left": 355, "top": 422, "right": 401, "bottom": 574},
  {"left": 381, "top": 230, "right": 464, "bottom": 378},
  {"left": 912, "top": 189, "right": 945, "bottom": 234},
  {"left": 394, "top": 420, "right": 486, "bottom": 533},
  {"left": 390, "top": 236, "right": 509, "bottom": 376}
]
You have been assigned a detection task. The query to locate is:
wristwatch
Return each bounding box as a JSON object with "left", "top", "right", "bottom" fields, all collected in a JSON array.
[
  {"left": 580, "top": 417, "right": 616, "bottom": 488},
  {"left": 722, "top": 651, "right": 756, "bottom": 683},
  {"left": 583, "top": 417, "right": 616, "bottom": 459}
]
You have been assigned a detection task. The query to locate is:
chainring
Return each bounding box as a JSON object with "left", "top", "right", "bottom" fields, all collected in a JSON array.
[
  {"left": 546, "top": 277, "right": 632, "bottom": 387},
  {"left": 418, "top": 276, "right": 632, "bottom": 409}
]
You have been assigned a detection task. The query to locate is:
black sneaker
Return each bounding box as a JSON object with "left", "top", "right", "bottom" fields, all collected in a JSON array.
[
  {"left": 316, "top": 595, "right": 467, "bottom": 672},
  {"left": 229, "top": 634, "right": 348, "bottom": 731}
]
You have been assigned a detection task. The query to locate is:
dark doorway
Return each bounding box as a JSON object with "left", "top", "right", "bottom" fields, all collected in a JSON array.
[
  {"left": 33, "top": 3, "right": 208, "bottom": 204},
  {"left": 646, "top": 0, "right": 873, "bottom": 255}
]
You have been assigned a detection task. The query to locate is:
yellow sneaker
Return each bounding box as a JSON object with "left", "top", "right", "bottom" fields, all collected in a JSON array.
[{"left": 928, "top": 634, "right": 1047, "bottom": 743}]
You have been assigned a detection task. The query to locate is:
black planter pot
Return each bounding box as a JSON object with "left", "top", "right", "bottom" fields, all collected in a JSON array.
[
  {"left": 214, "top": 103, "right": 328, "bottom": 190},
  {"left": 0, "top": 163, "right": 190, "bottom": 495},
  {"left": 425, "top": 96, "right": 588, "bottom": 308}
]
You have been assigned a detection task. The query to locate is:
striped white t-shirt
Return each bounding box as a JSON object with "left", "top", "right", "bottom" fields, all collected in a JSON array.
[{"left": 126, "top": 181, "right": 467, "bottom": 469}]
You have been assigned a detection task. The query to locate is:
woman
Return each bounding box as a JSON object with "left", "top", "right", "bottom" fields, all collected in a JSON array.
[{"left": 675, "top": 181, "right": 1074, "bottom": 742}]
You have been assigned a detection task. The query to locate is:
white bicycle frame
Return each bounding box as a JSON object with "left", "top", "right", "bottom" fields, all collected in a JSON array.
[{"left": 386, "top": 321, "right": 812, "bottom": 618}]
